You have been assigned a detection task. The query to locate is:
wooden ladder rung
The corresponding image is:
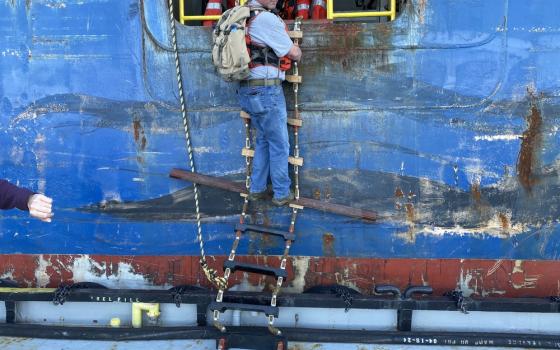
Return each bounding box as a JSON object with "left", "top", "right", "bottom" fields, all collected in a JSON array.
[
  {"left": 285, "top": 75, "right": 302, "bottom": 84},
  {"left": 240, "top": 110, "right": 251, "bottom": 119},
  {"left": 288, "top": 118, "right": 303, "bottom": 127},
  {"left": 241, "top": 111, "right": 302, "bottom": 127},
  {"left": 288, "top": 31, "right": 303, "bottom": 39},
  {"left": 242, "top": 148, "right": 303, "bottom": 166}
]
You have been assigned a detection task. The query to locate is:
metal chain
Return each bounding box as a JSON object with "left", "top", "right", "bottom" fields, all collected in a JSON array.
[
  {"left": 445, "top": 290, "right": 469, "bottom": 314},
  {"left": 332, "top": 285, "right": 354, "bottom": 312},
  {"left": 268, "top": 207, "right": 298, "bottom": 335},
  {"left": 167, "top": 0, "right": 226, "bottom": 290},
  {"left": 269, "top": 17, "right": 304, "bottom": 335},
  {"left": 213, "top": 119, "right": 254, "bottom": 332},
  {"left": 292, "top": 18, "right": 302, "bottom": 200},
  {"left": 52, "top": 284, "right": 72, "bottom": 305}
]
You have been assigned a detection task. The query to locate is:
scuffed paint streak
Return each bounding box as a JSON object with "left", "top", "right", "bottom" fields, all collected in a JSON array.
[
  {"left": 69, "top": 255, "right": 171, "bottom": 289},
  {"left": 418, "top": 214, "right": 525, "bottom": 239},
  {"left": 416, "top": 0, "right": 427, "bottom": 24},
  {"left": 517, "top": 91, "right": 543, "bottom": 192},
  {"left": 457, "top": 268, "right": 476, "bottom": 297},
  {"left": 283, "top": 257, "right": 310, "bottom": 293},
  {"left": 510, "top": 260, "right": 541, "bottom": 289},
  {"left": 34, "top": 255, "right": 51, "bottom": 288},
  {"left": 486, "top": 259, "right": 503, "bottom": 277},
  {"left": 474, "top": 134, "right": 521, "bottom": 141}
]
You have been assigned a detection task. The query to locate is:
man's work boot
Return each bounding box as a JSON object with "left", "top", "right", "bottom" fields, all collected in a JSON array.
[{"left": 272, "top": 191, "right": 294, "bottom": 206}]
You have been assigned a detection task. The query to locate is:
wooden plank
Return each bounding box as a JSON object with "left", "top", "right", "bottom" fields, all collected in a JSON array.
[
  {"left": 241, "top": 111, "right": 302, "bottom": 127},
  {"left": 285, "top": 75, "right": 302, "bottom": 84},
  {"left": 288, "top": 31, "right": 303, "bottom": 39},
  {"left": 287, "top": 118, "right": 303, "bottom": 127},
  {"left": 169, "top": 169, "right": 377, "bottom": 221},
  {"left": 242, "top": 148, "right": 303, "bottom": 166}
]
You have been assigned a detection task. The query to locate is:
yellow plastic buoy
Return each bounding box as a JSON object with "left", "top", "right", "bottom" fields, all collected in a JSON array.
[{"left": 110, "top": 317, "right": 121, "bottom": 327}]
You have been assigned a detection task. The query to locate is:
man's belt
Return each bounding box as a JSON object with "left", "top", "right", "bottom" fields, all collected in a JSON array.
[{"left": 240, "top": 79, "right": 282, "bottom": 87}]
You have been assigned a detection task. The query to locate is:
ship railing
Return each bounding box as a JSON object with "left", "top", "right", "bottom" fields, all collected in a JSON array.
[
  {"left": 178, "top": 0, "right": 396, "bottom": 24},
  {"left": 327, "top": 0, "right": 396, "bottom": 20},
  {"left": 179, "top": 0, "right": 247, "bottom": 24}
]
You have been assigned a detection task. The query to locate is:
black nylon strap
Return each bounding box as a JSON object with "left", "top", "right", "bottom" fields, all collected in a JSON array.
[{"left": 248, "top": 7, "right": 281, "bottom": 69}]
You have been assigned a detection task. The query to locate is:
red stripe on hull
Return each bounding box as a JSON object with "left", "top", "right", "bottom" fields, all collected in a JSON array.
[{"left": 0, "top": 255, "right": 557, "bottom": 298}]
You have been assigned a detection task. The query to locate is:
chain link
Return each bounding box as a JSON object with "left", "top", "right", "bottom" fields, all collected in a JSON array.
[
  {"left": 445, "top": 290, "right": 469, "bottom": 314},
  {"left": 52, "top": 284, "right": 72, "bottom": 305}
]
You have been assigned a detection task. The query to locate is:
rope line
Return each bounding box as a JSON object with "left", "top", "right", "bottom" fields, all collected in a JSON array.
[{"left": 167, "top": 0, "right": 226, "bottom": 290}]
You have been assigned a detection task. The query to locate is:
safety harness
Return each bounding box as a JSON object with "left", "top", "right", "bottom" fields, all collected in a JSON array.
[{"left": 246, "top": 8, "right": 292, "bottom": 71}]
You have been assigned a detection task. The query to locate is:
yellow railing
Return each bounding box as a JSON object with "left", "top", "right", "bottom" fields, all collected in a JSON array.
[
  {"left": 327, "top": 0, "right": 396, "bottom": 20},
  {"left": 178, "top": 0, "right": 395, "bottom": 24}
]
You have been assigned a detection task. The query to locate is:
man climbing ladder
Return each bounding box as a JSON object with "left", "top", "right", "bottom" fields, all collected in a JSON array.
[
  {"left": 239, "top": 0, "right": 302, "bottom": 206},
  {"left": 211, "top": 3, "right": 305, "bottom": 343},
  {"left": 209, "top": 1, "right": 305, "bottom": 339},
  {"left": 167, "top": 0, "right": 305, "bottom": 344}
]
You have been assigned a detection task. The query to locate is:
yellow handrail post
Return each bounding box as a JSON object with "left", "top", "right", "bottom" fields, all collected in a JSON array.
[
  {"left": 179, "top": 0, "right": 185, "bottom": 24},
  {"left": 327, "top": 0, "right": 334, "bottom": 20},
  {"left": 390, "top": 0, "right": 396, "bottom": 21}
]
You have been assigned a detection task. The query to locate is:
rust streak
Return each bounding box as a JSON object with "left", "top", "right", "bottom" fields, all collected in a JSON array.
[
  {"left": 471, "top": 183, "right": 481, "bottom": 204},
  {"left": 498, "top": 213, "right": 510, "bottom": 231},
  {"left": 132, "top": 119, "right": 147, "bottom": 156},
  {"left": 133, "top": 119, "right": 141, "bottom": 142},
  {"left": 405, "top": 203, "right": 415, "bottom": 222},
  {"left": 313, "top": 188, "right": 321, "bottom": 200},
  {"left": 322, "top": 233, "right": 335, "bottom": 257},
  {"left": 517, "top": 92, "right": 542, "bottom": 192}
]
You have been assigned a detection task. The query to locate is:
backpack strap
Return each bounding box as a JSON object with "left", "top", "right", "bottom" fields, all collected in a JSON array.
[{"left": 246, "top": 6, "right": 286, "bottom": 70}]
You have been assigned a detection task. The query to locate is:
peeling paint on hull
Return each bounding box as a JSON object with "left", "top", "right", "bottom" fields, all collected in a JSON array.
[{"left": 1, "top": 254, "right": 559, "bottom": 298}]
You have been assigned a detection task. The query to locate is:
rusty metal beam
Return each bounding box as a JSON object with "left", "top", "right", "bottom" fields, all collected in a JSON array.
[{"left": 169, "top": 168, "right": 377, "bottom": 221}]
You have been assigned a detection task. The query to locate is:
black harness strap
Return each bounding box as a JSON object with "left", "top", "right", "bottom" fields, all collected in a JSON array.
[{"left": 247, "top": 8, "right": 282, "bottom": 69}]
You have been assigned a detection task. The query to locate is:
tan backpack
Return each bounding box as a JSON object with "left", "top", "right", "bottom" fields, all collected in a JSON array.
[{"left": 211, "top": 6, "right": 253, "bottom": 82}]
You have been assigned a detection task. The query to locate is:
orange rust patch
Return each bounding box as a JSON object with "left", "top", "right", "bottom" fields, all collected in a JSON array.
[
  {"left": 498, "top": 213, "right": 510, "bottom": 231},
  {"left": 405, "top": 203, "right": 415, "bottom": 222},
  {"left": 313, "top": 188, "right": 321, "bottom": 200},
  {"left": 133, "top": 119, "right": 141, "bottom": 142},
  {"left": 395, "top": 187, "right": 404, "bottom": 198},
  {"left": 132, "top": 119, "right": 147, "bottom": 151},
  {"left": 517, "top": 97, "right": 542, "bottom": 192},
  {"left": 471, "top": 183, "right": 481, "bottom": 203},
  {"left": 322, "top": 232, "right": 335, "bottom": 257}
]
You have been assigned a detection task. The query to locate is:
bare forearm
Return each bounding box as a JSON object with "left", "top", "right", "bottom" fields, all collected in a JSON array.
[{"left": 287, "top": 44, "right": 302, "bottom": 61}]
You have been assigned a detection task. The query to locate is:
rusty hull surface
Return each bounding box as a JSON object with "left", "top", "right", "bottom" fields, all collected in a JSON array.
[{"left": 0, "top": 254, "right": 558, "bottom": 298}]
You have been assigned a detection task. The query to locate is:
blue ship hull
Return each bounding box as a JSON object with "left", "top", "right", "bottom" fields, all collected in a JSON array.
[{"left": 1, "top": 0, "right": 560, "bottom": 296}]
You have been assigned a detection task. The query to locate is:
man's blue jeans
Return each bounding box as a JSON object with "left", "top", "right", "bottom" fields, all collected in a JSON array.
[{"left": 238, "top": 85, "right": 291, "bottom": 200}]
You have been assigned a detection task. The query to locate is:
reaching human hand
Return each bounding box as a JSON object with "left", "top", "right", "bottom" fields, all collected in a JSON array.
[{"left": 27, "top": 194, "right": 53, "bottom": 223}]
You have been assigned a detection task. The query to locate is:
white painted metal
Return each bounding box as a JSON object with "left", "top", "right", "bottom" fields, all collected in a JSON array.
[
  {"left": 0, "top": 338, "right": 540, "bottom": 350},
  {"left": 412, "top": 310, "right": 560, "bottom": 335}
]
